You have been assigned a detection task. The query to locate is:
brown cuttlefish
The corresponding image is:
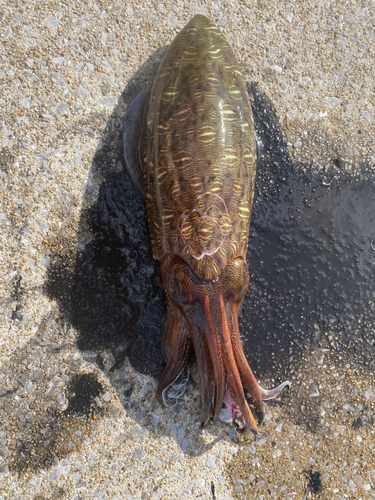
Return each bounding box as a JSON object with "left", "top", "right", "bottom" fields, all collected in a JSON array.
[{"left": 123, "top": 15, "right": 290, "bottom": 433}]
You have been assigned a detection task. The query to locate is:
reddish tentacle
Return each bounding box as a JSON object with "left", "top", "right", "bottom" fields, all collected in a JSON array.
[{"left": 219, "top": 295, "right": 258, "bottom": 431}]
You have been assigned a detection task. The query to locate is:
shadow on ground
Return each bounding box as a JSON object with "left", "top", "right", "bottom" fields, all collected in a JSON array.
[{"left": 46, "top": 47, "right": 169, "bottom": 380}]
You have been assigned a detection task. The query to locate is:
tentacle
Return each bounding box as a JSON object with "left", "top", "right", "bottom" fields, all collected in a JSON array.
[
  {"left": 157, "top": 309, "right": 191, "bottom": 408},
  {"left": 259, "top": 381, "right": 291, "bottom": 400},
  {"left": 161, "top": 304, "right": 179, "bottom": 362},
  {"left": 190, "top": 324, "right": 215, "bottom": 426},
  {"left": 165, "top": 369, "right": 190, "bottom": 400},
  {"left": 229, "top": 304, "right": 290, "bottom": 423},
  {"left": 219, "top": 295, "right": 258, "bottom": 432},
  {"left": 203, "top": 296, "right": 226, "bottom": 419},
  {"left": 228, "top": 305, "right": 265, "bottom": 423}
]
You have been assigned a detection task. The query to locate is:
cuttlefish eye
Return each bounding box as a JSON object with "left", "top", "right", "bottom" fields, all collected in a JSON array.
[
  {"left": 219, "top": 257, "right": 249, "bottom": 301},
  {"left": 167, "top": 263, "right": 194, "bottom": 305}
]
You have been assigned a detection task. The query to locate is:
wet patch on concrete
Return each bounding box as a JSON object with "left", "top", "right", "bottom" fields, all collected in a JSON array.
[
  {"left": 68, "top": 169, "right": 165, "bottom": 378},
  {"left": 242, "top": 169, "right": 375, "bottom": 379},
  {"left": 44, "top": 53, "right": 167, "bottom": 381},
  {"left": 0, "top": 309, "right": 110, "bottom": 474},
  {"left": 65, "top": 374, "right": 104, "bottom": 417},
  {"left": 241, "top": 84, "right": 375, "bottom": 382},
  {"left": 306, "top": 469, "right": 323, "bottom": 495}
]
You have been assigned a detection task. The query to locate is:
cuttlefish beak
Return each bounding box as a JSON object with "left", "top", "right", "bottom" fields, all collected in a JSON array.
[{"left": 157, "top": 255, "right": 290, "bottom": 433}]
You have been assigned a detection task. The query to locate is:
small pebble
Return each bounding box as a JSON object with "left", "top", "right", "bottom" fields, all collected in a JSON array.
[
  {"left": 129, "top": 426, "right": 145, "bottom": 440},
  {"left": 360, "top": 111, "right": 371, "bottom": 122},
  {"left": 56, "top": 103, "right": 69, "bottom": 114},
  {"left": 172, "top": 423, "right": 185, "bottom": 439},
  {"left": 101, "top": 391, "right": 112, "bottom": 402},
  {"left": 26, "top": 28, "right": 37, "bottom": 37},
  {"left": 346, "top": 13, "right": 357, "bottom": 24},
  {"left": 325, "top": 97, "right": 340, "bottom": 107},
  {"left": 30, "top": 476, "right": 43, "bottom": 486},
  {"left": 256, "top": 436, "right": 267, "bottom": 447},
  {"left": 348, "top": 479, "right": 357, "bottom": 492},
  {"left": 151, "top": 414, "right": 160, "bottom": 425},
  {"left": 135, "top": 410, "right": 146, "bottom": 422},
  {"left": 99, "top": 96, "right": 117, "bottom": 107},
  {"left": 20, "top": 98, "right": 30, "bottom": 109},
  {"left": 45, "top": 16, "right": 59, "bottom": 29},
  {"left": 94, "top": 396, "right": 102, "bottom": 408},
  {"left": 170, "top": 17, "right": 178, "bottom": 28},
  {"left": 51, "top": 72, "right": 66, "bottom": 86},
  {"left": 56, "top": 392, "right": 66, "bottom": 405},
  {"left": 141, "top": 381, "right": 153, "bottom": 394},
  {"left": 205, "top": 456, "right": 216, "bottom": 469},
  {"left": 3, "top": 27, "right": 12, "bottom": 39}
]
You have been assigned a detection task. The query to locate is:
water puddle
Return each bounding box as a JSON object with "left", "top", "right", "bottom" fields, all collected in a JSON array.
[{"left": 242, "top": 169, "right": 375, "bottom": 378}]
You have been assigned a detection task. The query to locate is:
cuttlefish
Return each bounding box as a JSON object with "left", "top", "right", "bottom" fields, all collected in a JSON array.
[{"left": 123, "top": 15, "right": 290, "bottom": 433}]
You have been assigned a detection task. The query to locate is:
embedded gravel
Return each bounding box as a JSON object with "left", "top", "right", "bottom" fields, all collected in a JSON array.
[{"left": 0, "top": 1, "right": 374, "bottom": 500}]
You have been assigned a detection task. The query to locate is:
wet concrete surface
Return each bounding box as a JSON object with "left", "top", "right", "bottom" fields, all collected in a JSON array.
[{"left": 242, "top": 84, "right": 375, "bottom": 381}]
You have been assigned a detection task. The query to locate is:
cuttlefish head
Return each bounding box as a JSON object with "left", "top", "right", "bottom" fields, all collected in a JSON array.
[{"left": 157, "top": 254, "right": 262, "bottom": 433}]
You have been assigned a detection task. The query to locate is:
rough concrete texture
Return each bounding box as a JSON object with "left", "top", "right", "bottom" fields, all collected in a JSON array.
[{"left": 0, "top": 1, "right": 374, "bottom": 500}]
